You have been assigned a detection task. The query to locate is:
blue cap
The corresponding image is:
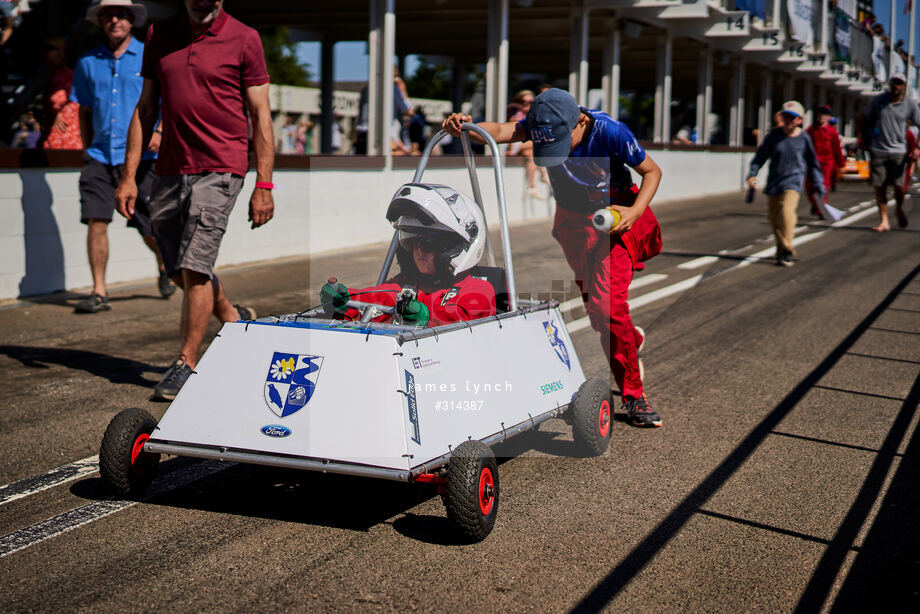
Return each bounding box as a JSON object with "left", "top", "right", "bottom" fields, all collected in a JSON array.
[{"left": 526, "top": 88, "right": 581, "bottom": 167}]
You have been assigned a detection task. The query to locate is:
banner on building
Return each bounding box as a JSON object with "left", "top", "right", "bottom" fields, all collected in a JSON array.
[
  {"left": 833, "top": 8, "right": 851, "bottom": 62},
  {"left": 736, "top": 0, "right": 766, "bottom": 20},
  {"left": 786, "top": 0, "right": 814, "bottom": 47}
]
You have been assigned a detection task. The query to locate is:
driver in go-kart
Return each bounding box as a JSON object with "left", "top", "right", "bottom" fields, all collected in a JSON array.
[{"left": 319, "top": 183, "right": 496, "bottom": 326}]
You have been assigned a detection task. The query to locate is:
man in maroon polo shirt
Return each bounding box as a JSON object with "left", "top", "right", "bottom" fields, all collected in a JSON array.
[{"left": 115, "top": 0, "right": 275, "bottom": 400}]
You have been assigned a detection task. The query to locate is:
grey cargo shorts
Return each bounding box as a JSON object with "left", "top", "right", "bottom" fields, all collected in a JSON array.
[{"left": 149, "top": 172, "right": 244, "bottom": 277}]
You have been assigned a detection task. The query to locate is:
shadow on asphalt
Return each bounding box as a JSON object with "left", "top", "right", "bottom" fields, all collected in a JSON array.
[
  {"left": 569, "top": 262, "right": 920, "bottom": 614},
  {"left": 16, "top": 291, "right": 164, "bottom": 309},
  {"left": 828, "top": 382, "right": 920, "bottom": 614},
  {"left": 70, "top": 427, "right": 593, "bottom": 545},
  {"left": 0, "top": 345, "right": 165, "bottom": 386}
]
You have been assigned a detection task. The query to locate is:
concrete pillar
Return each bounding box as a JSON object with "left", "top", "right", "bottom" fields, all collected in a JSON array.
[
  {"left": 783, "top": 75, "right": 794, "bottom": 102},
  {"left": 320, "top": 36, "right": 334, "bottom": 154},
  {"left": 803, "top": 81, "right": 814, "bottom": 127},
  {"left": 367, "top": 0, "right": 395, "bottom": 160},
  {"left": 697, "top": 46, "right": 713, "bottom": 145},
  {"left": 729, "top": 59, "right": 744, "bottom": 146},
  {"left": 601, "top": 19, "right": 620, "bottom": 119},
  {"left": 889, "top": 0, "right": 897, "bottom": 80},
  {"left": 760, "top": 70, "right": 772, "bottom": 140},
  {"left": 654, "top": 35, "right": 673, "bottom": 143},
  {"left": 820, "top": 0, "right": 829, "bottom": 53},
  {"left": 568, "top": 2, "right": 589, "bottom": 105},
  {"left": 845, "top": 96, "right": 856, "bottom": 138},
  {"left": 486, "top": 0, "right": 509, "bottom": 122}
]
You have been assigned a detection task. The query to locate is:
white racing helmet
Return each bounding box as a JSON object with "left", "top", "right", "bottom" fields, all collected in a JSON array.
[{"left": 386, "top": 183, "right": 486, "bottom": 276}]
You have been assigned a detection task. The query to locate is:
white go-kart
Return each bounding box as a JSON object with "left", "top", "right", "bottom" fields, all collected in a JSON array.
[{"left": 99, "top": 125, "right": 612, "bottom": 541}]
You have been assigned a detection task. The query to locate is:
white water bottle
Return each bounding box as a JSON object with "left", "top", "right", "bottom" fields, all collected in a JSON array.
[{"left": 592, "top": 207, "right": 622, "bottom": 233}]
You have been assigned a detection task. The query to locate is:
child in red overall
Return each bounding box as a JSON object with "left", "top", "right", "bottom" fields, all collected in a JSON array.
[
  {"left": 805, "top": 105, "right": 844, "bottom": 219},
  {"left": 443, "top": 89, "right": 664, "bottom": 427}
]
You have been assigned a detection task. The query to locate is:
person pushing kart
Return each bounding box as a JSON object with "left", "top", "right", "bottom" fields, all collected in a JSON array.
[
  {"left": 442, "top": 88, "right": 664, "bottom": 428},
  {"left": 320, "top": 183, "right": 496, "bottom": 326}
]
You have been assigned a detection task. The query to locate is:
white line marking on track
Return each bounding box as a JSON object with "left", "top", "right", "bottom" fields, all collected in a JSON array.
[
  {"left": 559, "top": 274, "right": 669, "bottom": 312},
  {"left": 0, "top": 460, "right": 232, "bottom": 558},
  {"left": 678, "top": 256, "right": 718, "bottom": 270},
  {"left": 0, "top": 456, "right": 99, "bottom": 506},
  {"left": 732, "top": 205, "right": 879, "bottom": 271}
]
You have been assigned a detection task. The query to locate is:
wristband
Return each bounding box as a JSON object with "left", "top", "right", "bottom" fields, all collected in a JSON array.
[{"left": 255, "top": 181, "right": 274, "bottom": 190}]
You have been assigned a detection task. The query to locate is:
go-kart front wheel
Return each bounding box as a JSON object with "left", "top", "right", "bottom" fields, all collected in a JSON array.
[
  {"left": 443, "top": 440, "right": 499, "bottom": 541},
  {"left": 99, "top": 408, "right": 161, "bottom": 497},
  {"left": 571, "top": 378, "right": 612, "bottom": 457}
]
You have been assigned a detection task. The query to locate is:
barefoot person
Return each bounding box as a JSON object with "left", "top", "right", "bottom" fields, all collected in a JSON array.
[{"left": 859, "top": 73, "right": 919, "bottom": 231}]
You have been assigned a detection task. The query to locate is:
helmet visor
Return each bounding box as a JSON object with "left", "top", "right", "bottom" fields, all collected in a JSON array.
[{"left": 397, "top": 229, "right": 465, "bottom": 256}]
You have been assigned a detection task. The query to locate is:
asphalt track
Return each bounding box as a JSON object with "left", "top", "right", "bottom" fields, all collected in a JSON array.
[{"left": 1, "top": 180, "right": 918, "bottom": 612}]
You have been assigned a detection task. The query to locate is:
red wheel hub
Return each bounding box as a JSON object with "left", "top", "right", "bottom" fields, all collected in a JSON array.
[
  {"left": 131, "top": 433, "right": 150, "bottom": 465},
  {"left": 478, "top": 467, "right": 495, "bottom": 516},
  {"left": 598, "top": 400, "right": 611, "bottom": 438}
]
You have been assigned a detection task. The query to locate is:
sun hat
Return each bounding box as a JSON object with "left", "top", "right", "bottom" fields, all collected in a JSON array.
[
  {"left": 86, "top": 0, "right": 147, "bottom": 28},
  {"left": 526, "top": 88, "right": 582, "bottom": 167}
]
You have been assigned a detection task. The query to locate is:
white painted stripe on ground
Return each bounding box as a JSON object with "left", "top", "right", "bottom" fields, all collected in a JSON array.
[
  {"left": 559, "top": 297, "right": 582, "bottom": 312},
  {"left": 678, "top": 256, "right": 718, "bottom": 270},
  {"left": 0, "top": 456, "right": 99, "bottom": 506},
  {"left": 566, "top": 317, "right": 594, "bottom": 334},
  {"left": 732, "top": 205, "right": 879, "bottom": 271},
  {"left": 0, "top": 460, "right": 231, "bottom": 558},
  {"left": 630, "top": 273, "right": 669, "bottom": 290},
  {"left": 559, "top": 273, "right": 669, "bottom": 312},
  {"left": 565, "top": 275, "right": 705, "bottom": 334},
  {"left": 629, "top": 275, "right": 704, "bottom": 310}
]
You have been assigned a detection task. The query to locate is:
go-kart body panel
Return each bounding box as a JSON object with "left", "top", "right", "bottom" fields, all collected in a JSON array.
[
  {"left": 397, "top": 310, "right": 584, "bottom": 467},
  {"left": 148, "top": 306, "right": 585, "bottom": 474},
  {"left": 151, "top": 321, "right": 410, "bottom": 470}
]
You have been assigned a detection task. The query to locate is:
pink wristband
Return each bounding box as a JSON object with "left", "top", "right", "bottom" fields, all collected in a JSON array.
[{"left": 255, "top": 181, "right": 274, "bottom": 190}]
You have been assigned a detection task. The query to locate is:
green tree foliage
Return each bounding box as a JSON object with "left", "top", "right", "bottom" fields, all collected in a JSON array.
[
  {"left": 406, "top": 57, "right": 479, "bottom": 100},
  {"left": 259, "top": 27, "right": 312, "bottom": 86}
]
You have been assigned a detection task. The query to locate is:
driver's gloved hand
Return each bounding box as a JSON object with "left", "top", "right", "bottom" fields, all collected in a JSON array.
[
  {"left": 320, "top": 277, "right": 350, "bottom": 317},
  {"left": 398, "top": 298, "right": 429, "bottom": 326}
]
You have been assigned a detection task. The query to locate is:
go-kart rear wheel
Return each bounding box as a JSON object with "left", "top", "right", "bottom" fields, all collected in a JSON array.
[
  {"left": 443, "top": 440, "right": 499, "bottom": 541},
  {"left": 571, "top": 378, "right": 612, "bottom": 457},
  {"left": 99, "top": 408, "right": 161, "bottom": 497}
]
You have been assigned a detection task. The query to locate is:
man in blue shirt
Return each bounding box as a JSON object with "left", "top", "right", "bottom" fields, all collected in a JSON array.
[
  {"left": 443, "top": 89, "right": 664, "bottom": 428},
  {"left": 70, "top": 0, "right": 173, "bottom": 313}
]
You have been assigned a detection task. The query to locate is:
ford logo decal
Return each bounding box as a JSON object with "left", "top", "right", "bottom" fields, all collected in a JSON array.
[{"left": 260, "top": 424, "right": 292, "bottom": 438}]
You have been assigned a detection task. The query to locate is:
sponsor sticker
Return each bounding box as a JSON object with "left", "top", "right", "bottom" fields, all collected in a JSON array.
[
  {"left": 540, "top": 380, "right": 565, "bottom": 395},
  {"left": 411, "top": 356, "right": 441, "bottom": 370},
  {"left": 543, "top": 320, "right": 571, "bottom": 371},
  {"left": 440, "top": 286, "right": 460, "bottom": 306},
  {"left": 405, "top": 370, "right": 421, "bottom": 444},
  {"left": 260, "top": 424, "right": 292, "bottom": 438},
  {"left": 264, "top": 352, "right": 323, "bottom": 417}
]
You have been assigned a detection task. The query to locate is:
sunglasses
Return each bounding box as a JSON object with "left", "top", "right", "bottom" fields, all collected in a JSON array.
[{"left": 99, "top": 9, "right": 135, "bottom": 22}]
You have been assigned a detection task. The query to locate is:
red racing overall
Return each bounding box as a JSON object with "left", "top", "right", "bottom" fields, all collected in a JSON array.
[
  {"left": 538, "top": 109, "right": 662, "bottom": 400},
  {"left": 345, "top": 273, "right": 496, "bottom": 325}
]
